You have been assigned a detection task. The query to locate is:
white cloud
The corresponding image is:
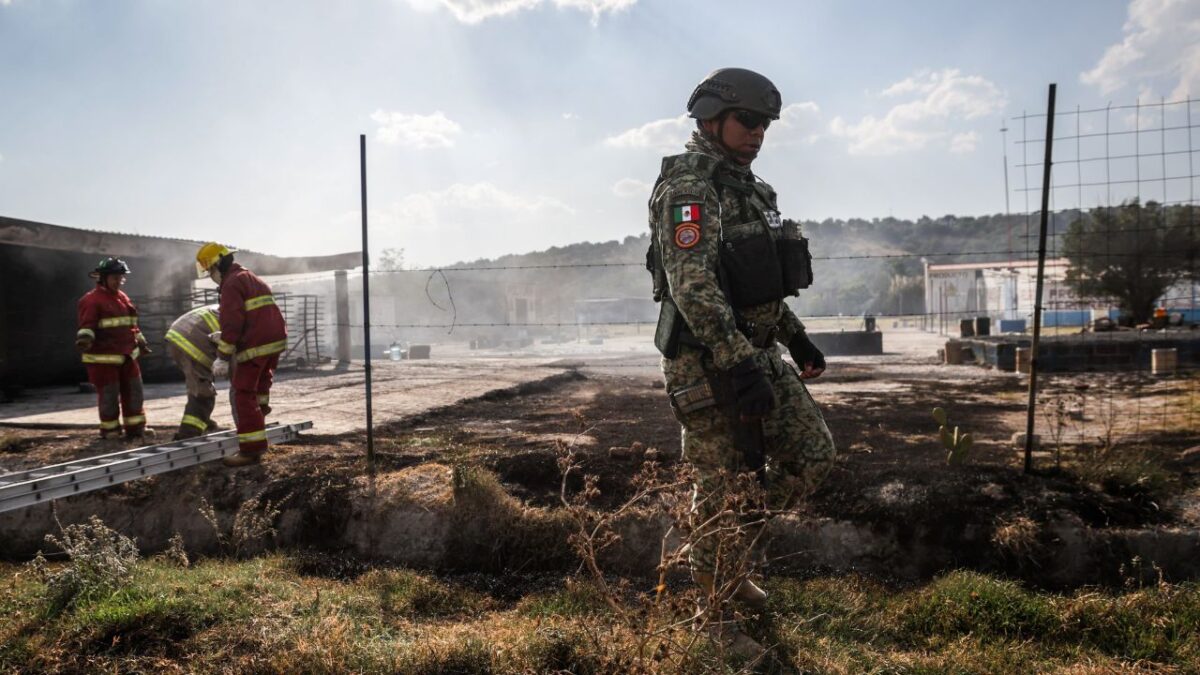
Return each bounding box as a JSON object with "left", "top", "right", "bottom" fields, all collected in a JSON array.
[
  {"left": 371, "top": 110, "right": 462, "bottom": 149},
  {"left": 554, "top": 0, "right": 636, "bottom": 22},
  {"left": 830, "top": 69, "right": 1005, "bottom": 155},
  {"left": 604, "top": 101, "right": 824, "bottom": 154},
  {"left": 604, "top": 114, "right": 691, "bottom": 153},
  {"left": 949, "top": 131, "right": 979, "bottom": 154},
  {"left": 562, "top": 112, "right": 579, "bottom": 120},
  {"left": 358, "top": 182, "right": 575, "bottom": 232},
  {"left": 1081, "top": 0, "right": 1200, "bottom": 99},
  {"left": 773, "top": 102, "right": 824, "bottom": 145},
  {"left": 408, "top": 0, "right": 635, "bottom": 24},
  {"left": 612, "top": 177, "right": 651, "bottom": 197}
]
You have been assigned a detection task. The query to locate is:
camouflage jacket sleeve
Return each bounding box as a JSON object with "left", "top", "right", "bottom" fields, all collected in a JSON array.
[
  {"left": 777, "top": 302, "right": 807, "bottom": 345},
  {"left": 657, "top": 178, "right": 755, "bottom": 370}
]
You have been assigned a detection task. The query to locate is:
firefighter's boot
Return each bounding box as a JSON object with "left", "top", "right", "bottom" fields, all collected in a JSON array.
[
  {"left": 222, "top": 451, "right": 262, "bottom": 468},
  {"left": 97, "top": 430, "right": 124, "bottom": 448},
  {"left": 126, "top": 427, "right": 156, "bottom": 446},
  {"left": 173, "top": 425, "right": 204, "bottom": 442}
]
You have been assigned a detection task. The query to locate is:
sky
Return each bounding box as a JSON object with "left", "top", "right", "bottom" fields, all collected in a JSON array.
[{"left": 0, "top": 0, "right": 1197, "bottom": 267}]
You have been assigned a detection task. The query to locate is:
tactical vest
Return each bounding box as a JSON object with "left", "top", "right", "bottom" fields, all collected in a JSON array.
[{"left": 645, "top": 152, "right": 813, "bottom": 353}]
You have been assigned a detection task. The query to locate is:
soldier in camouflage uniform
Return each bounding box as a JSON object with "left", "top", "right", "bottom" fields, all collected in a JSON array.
[{"left": 646, "top": 68, "right": 837, "bottom": 614}]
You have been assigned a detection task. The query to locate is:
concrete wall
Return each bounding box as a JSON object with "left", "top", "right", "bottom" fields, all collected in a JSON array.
[
  {"left": 0, "top": 243, "right": 192, "bottom": 391},
  {"left": 809, "top": 330, "right": 884, "bottom": 356},
  {"left": 951, "top": 334, "right": 1200, "bottom": 373},
  {"left": 0, "top": 216, "right": 359, "bottom": 392}
]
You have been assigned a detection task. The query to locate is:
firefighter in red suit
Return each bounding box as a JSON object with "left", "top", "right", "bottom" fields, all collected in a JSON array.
[
  {"left": 195, "top": 243, "right": 288, "bottom": 467},
  {"left": 75, "top": 257, "right": 154, "bottom": 444}
]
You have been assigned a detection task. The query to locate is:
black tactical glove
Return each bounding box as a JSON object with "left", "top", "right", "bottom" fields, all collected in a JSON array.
[
  {"left": 788, "top": 331, "right": 826, "bottom": 378},
  {"left": 729, "top": 356, "right": 776, "bottom": 419}
]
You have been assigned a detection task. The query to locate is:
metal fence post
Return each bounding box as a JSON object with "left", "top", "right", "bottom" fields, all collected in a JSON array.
[{"left": 1025, "top": 83, "right": 1057, "bottom": 474}]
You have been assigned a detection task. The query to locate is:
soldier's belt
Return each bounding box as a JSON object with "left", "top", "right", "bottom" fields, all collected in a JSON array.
[
  {"left": 669, "top": 381, "right": 717, "bottom": 414},
  {"left": 738, "top": 323, "right": 778, "bottom": 348}
]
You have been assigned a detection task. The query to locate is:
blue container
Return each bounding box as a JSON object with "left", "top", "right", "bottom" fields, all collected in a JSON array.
[
  {"left": 998, "top": 319, "right": 1026, "bottom": 333},
  {"left": 1042, "top": 310, "right": 1091, "bottom": 327}
]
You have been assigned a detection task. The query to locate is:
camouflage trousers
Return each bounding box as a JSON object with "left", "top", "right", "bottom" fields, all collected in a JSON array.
[{"left": 663, "top": 344, "right": 836, "bottom": 574}]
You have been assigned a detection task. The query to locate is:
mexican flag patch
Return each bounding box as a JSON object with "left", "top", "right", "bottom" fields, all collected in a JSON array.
[{"left": 672, "top": 203, "right": 701, "bottom": 224}]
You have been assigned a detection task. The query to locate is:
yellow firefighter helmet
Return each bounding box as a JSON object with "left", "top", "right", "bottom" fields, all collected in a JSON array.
[{"left": 195, "top": 242, "right": 236, "bottom": 278}]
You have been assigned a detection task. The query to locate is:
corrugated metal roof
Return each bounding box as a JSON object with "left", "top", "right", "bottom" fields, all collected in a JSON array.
[{"left": 927, "top": 258, "right": 1070, "bottom": 272}]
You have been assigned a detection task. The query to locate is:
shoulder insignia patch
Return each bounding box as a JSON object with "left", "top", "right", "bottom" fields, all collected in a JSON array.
[
  {"left": 674, "top": 223, "right": 701, "bottom": 249},
  {"left": 671, "top": 203, "right": 702, "bottom": 225}
]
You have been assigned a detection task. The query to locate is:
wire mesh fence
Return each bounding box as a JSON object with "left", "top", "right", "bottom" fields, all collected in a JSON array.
[{"left": 1002, "top": 96, "right": 1200, "bottom": 460}]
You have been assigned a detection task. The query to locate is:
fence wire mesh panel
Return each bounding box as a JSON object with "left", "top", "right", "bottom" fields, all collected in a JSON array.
[
  {"left": 1000, "top": 97, "right": 1200, "bottom": 466},
  {"left": 188, "top": 289, "right": 326, "bottom": 369}
]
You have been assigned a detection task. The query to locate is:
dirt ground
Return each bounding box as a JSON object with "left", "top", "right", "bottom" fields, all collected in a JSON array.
[{"left": 3, "top": 329, "right": 1199, "bottom": 587}]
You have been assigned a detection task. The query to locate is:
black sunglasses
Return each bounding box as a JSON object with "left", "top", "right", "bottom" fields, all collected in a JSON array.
[{"left": 732, "top": 110, "right": 771, "bottom": 130}]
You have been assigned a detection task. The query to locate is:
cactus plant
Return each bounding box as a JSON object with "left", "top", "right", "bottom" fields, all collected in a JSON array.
[{"left": 933, "top": 407, "right": 973, "bottom": 465}]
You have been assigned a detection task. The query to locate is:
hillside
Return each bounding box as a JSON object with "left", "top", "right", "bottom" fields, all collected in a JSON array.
[{"left": 442, "top": 212, "right": 1062, "bottom": 318}]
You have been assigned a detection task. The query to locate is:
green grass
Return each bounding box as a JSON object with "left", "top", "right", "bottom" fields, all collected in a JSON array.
[
  {"left": 768, "top": 571, "right": 1200, "bottom": 673},
  {"left": 1, "top": 559, "right": 1197, "bottom": 673}
]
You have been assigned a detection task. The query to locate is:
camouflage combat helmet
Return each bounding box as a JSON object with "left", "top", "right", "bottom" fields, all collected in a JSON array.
[{"left": 687, "top": 68, "right": 782, "bottom": 121}]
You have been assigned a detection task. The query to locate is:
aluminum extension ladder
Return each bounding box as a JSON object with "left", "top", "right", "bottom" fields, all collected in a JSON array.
[{"left": 0, "top": 422, "right": 312, "bottom": 514}]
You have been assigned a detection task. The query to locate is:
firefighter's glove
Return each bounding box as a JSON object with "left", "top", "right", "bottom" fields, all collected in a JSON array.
[
  {"left": 75, "top": 336, "right": 93, "bottom": 353},
  {"left": 788, "top": 332, "right": 826, "bottom": 379},
  {"left": 212, "top": 359, "right": 229, "bottom": 380},
  {"left": 136, "top": 333, "right": 151, "bottom": 354},
  {"left": 730, "top": 357, "right": 776, "bottom": 420}
]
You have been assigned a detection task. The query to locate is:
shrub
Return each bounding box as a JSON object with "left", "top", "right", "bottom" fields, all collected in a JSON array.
[{"left": 30, "top": 515, "right": 140, "bottom": 615}]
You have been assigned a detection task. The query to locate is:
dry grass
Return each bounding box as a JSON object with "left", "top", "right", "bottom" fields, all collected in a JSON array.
[{"left": 2, "top": 557, "right": 1198, "bottom": 674}]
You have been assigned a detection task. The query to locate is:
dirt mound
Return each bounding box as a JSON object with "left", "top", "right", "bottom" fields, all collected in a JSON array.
[{"left": 3, "top": 367, "right": 1199, "bottom": 588}]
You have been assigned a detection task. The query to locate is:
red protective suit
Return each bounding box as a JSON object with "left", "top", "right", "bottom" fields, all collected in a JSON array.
[
  {"left": 76, "top": 284, "right": 147, "bottom": 436},
  {"left": 216, "top": 263, "right": 287, "bottom": 455}
]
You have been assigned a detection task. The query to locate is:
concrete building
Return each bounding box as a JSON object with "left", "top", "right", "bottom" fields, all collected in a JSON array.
[
  {"left": 923, "top": 259, "right": 1091, "bottom": 329},
  {"left": 923, "top": 257, "right": 1200, "bottom": 332},
  {"left": 0, "top": 216, "right": 357, "bottom": 393}
]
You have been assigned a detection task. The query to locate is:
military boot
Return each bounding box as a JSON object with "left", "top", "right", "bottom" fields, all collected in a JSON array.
[
  {"left": 706, "top": 616, "right": 767, "bottom": 662},
  {"left": 222, "top": 451, "right": 263, "bottom": 468},
  {"left": 693, "top": 571, "right": 768, "bottom": 610},
  {"left": 734, "top": 577, "right": 768, "bottom": 610},
  {"left": 691, "top": 572, "right": 767, "bottom": 661}
]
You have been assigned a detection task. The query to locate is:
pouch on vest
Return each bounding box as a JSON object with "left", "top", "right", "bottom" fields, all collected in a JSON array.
[
  {"left": 654, "top": 296, "right": 685, "bottom": 358},
  {"left": 778, "top": 236, "right": 814, "bottom": 292},
  {"left": 719, "top": 231, "right": 785, "bottom": 307},
  {"left": 668, "top": 380, "right": 717, "bottom": 415}
]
